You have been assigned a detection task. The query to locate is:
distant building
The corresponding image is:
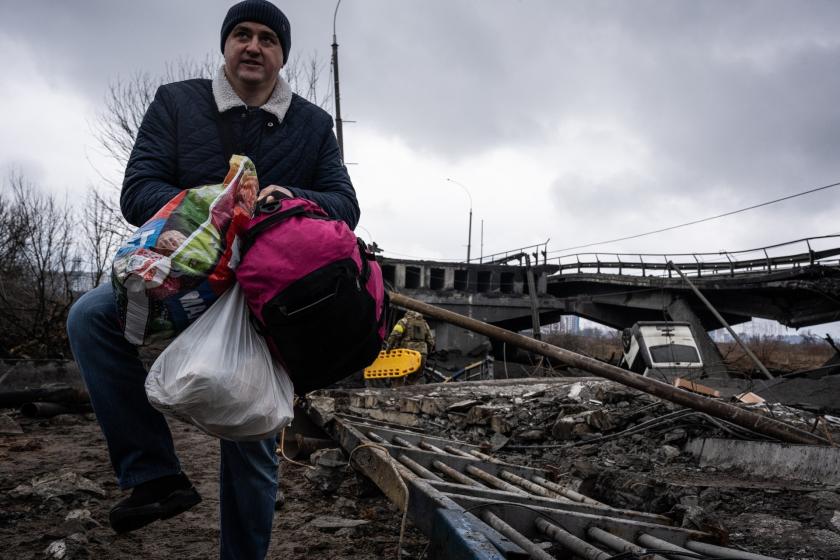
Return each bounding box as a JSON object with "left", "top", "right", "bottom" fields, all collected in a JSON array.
[{"left": 562, "top": 315, "right": 580, "bottom": 334}]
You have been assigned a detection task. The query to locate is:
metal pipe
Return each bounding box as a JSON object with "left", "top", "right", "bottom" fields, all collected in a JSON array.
[
  {"left": 465, "top": 465, "right": 529, "bottom": 495},
  {"left": 392, "top": 436, "right": 419, "bottom": 449},
  {"left": 636, "top": 534, "right": 695, "bottom": 558},
  {"left": 482, "top": 512, "right": 555, "bottom": 560},
  {"left": 530, "top": 476, "right": 605, "bottom": 506},
  {"left": 19, "top": 402, "right": 72, "bottom": 418},
  {"left": 587, "top": 527, "right": 669, "bottom": 560},
  {"left": 669, "top": 261, "right": 773, "bottom": 380},
  {"left": 685, "top": 539, "right": 781, "bottom": 560},
  {"left": 279, "top": 434, "right": 335, "bottom": 460},
  {"left": 534, "top": 517, "right": 611, "bottom": 560},
  {"left": 396, "top": 454, "right": 444, "bottom": 482},
  {"left": 468, "top": 450, "right": 505, "bottom": 464},
  {"left": 444, "top": 445, "right": 476, "bottom": 459},
  {"left": 366, "top": 431, "right": 387, "bottom": 443},
  {"left": 417, "top": 441, "right": 447, "bottom": 455},
  {"left": 431, "top": 460, "right": 487, "bottom": 488},
  {"left": 499, "top": 470, "right": 566, "bottom": 500},
  {"left": 388, "top": 292, "right": 828, "bottom": 445}
]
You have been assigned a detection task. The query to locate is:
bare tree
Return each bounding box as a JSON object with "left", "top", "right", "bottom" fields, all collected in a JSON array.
[
  {"left": 284, "top": 52, "right": 332, "bottom": 109},
  {"left": 82, "top": 187, "right": 130, "bottom": 288},
  {"left": 0, "top": 172, "right": 79, "bottom": 358}
]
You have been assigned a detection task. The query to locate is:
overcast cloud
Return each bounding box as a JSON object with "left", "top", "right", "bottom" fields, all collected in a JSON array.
[{"left": 1, "top": 0, "right": 838, "bottom": 333}]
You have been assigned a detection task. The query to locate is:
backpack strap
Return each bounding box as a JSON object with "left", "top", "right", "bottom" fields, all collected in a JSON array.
[
  {"left": 357, "top": 238, "right": 372, "bottom": 284},
  {"left": 241, "top": 206, "right": 329, "bottom": 253}
]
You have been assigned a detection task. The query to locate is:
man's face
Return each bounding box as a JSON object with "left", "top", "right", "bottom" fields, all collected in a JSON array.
[{"left": 223, "top": 22, "right": 284, "bottom": 89}]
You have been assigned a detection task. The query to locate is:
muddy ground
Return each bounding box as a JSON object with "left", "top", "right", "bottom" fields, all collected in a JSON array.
[
  {"left": 3, "top": 368, "right": 840, "bottom": 560},
  {"left": 0, "top": 410, "right": 428, "bottom": 559}
]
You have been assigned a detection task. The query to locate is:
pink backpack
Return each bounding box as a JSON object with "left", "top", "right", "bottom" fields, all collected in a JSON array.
[{"left": 236, "top": 195, "right": 387, "bottom": 393}]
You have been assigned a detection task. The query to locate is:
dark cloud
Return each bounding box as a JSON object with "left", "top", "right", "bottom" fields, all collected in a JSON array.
[{"left": 2, "top": 0, "right": 838, "bottom": 247}]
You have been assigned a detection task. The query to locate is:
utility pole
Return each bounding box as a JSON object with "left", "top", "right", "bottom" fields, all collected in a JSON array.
[
  {"left": 480, "top": 219, "right": 484, "bottom": 263},
  {"left": 331, "top": 0, "right": 344, "bottom": 160},
  {"left": 446, "top": 178, "right": 473, "bottom": 263}
]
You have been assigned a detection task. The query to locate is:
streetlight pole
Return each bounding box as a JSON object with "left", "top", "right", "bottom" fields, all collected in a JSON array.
[
  {"left": 446, "top": 178, "right": 473, "bottom": 263},
  {"left": 331, "top": 0, "right": 344, "bottom": 160}
]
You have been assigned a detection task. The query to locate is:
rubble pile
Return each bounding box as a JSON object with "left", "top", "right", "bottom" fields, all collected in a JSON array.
[{"left": 315, "top": 377, "right": 840, "bottom": 559}]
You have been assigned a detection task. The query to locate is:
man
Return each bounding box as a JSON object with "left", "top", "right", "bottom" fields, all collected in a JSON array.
[
  {"left": 66, "top": 2, "right": 358, "bottom": 558},
  {"left": 385, "top": 311, "right": 435, "bottom": 385}
]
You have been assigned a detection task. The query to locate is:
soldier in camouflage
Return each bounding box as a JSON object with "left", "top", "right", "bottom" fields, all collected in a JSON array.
[{"left": 386, "top": 310, "right": 435, "bottom": 385}]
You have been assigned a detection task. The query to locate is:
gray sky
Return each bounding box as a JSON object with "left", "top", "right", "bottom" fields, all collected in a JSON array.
[{"left": 2, "top": 0, "right": 839, "bottom": 333}]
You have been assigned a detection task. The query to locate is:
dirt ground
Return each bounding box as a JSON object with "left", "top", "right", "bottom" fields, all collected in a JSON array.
[
  {"left": 3, "top": 370, "right": 840, "bottom": 560},
  {"left": 0, "top": 410, "right": 428, "bottom": 560}
]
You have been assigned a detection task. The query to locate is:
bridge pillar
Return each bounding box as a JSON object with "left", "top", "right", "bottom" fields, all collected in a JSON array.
[
  {"left": 433, "top": 322, "right": 490, "bottom": 355},
  {"left": 666, "top": 297, "right": 728, "bottom": 378}
]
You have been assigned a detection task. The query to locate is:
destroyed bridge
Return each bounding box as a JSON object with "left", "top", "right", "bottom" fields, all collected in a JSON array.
[{"left": 381, "top": 235, "right": 840, "bottom": 370}]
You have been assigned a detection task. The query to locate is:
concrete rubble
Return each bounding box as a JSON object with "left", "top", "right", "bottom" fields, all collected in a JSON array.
[{"left": 310, "top": 376, "right": 840, "bottom": 559}]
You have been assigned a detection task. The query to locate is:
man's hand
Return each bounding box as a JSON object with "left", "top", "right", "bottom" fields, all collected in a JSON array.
[
  {"left": 156, "top": 230, "right": 187, "bottom": 254},
  {"left": 258, "top": 185, "right": 293, "bottom": 202}
]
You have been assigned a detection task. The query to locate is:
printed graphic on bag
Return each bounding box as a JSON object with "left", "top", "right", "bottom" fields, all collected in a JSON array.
[{"left": 112, "top": 155, "right": 259, "bottom": 345}]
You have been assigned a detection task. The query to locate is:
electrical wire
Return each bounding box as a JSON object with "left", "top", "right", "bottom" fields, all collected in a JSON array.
[{"left": 548, "top": 180, "right": 840, "bottom": 254}]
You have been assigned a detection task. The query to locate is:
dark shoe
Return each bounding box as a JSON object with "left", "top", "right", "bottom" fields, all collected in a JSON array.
[{"left": 109, "top": 473, "right": 202, "bottom": 534}]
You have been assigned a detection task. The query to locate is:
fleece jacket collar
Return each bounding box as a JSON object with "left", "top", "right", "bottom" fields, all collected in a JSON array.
[{"left": 212, "top": 65, "right": 292, "bottom": 122}]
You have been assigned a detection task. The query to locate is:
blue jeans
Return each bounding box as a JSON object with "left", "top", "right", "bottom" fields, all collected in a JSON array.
[{"left": 67, "top": 283, "right": 278, "bottom": 560}]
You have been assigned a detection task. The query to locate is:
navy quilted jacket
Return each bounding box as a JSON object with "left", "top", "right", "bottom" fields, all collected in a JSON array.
[{"left": 121, "top": 79, "right": 359, "bottom": 228}]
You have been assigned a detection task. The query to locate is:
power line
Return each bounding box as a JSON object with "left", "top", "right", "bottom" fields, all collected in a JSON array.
[{"left": 548, "top": 179, "right": 840, "bottom": 255}]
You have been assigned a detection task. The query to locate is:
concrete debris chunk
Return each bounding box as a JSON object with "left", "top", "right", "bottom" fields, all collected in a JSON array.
[
  {"left": 398, "top": 398, "right": 422, "bottom": 414},
  {"left": 43, "top": 532, "right": 87, "bottom": 560},
  {"left": 551, "top": 417, "right": 578, "bottom": 440},
  {"left": 0, "top": 413, "right": 24, "bottom": 435},
  {"left": 466, "top": 404, "right": 507, "bottom": 425},
  {"left": 659, "top": 445, "right": 681, "bottom": 462},
  {"left": 566, "top": 382, "right": 586, "bottom": 402},
  {"left": 305, "top": 448, "right": 348, "bottom": 494},
  {"left": 447, "top": 399, "right": 481, "bottom": 412},
  {"left": 687, "top": 438, "right": 840, "bottom": 485},
  {"left": 311, "top": 448, "right": 347, "bottom": 468},
  {"left": 663, "top": 428, "right": 688, "bottom": 445},
  {"left": 490, "top": 414, "right": 513, "bottom": 435},
  {"left": 733, "top": 512, "right": 840, "bottom": 551},
  {"left": 63, "top": 509, "right": 99, "bottom": 531},
  {"left": 489, "top": 432, "right": 509, "bottom": 451},
  {"left": 16, "top": 471, "right": 106, "bottom": 501},
  {"left": 594, "top": 385, "right": 639, "bottom": 404},
  {"left": 583, "top": 410, "right": 618, "bottom": 431},
  {"left": 307, "top": 396, "right": 336, "bottom": 425},
  {"left": 419, "top": 397, "right": 444, "bottom": 416},
  {"left": 804, "top": 490, "right": 840, "bottom": 511},
  {"left": 517, "top": 429, "right": 545, "bottom": 441},
  {"left": 305, "top": 465, "right": 345, "bottom": 494}
]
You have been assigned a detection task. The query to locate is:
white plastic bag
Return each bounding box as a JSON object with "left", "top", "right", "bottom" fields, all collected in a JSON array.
[{"left": 145, "top": 284, "right": 294, "bottom": 441}]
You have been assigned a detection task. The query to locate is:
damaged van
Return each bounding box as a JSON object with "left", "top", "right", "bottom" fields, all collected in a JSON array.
[{"left": 620, "top": 321, "right": 703, "bottom": 381}]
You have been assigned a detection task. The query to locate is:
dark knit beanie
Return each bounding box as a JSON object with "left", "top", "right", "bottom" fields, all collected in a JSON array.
[{"left": 220, "top": 0, "right": 291, "bottom": 63}]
